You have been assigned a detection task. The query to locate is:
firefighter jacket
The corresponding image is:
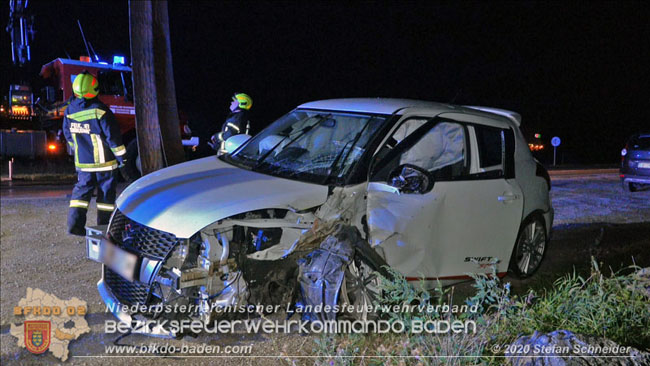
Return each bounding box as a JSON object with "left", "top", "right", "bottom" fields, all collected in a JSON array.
[
  {"left": 63, "top": 97, "right": 126, "bottom": 172},
  {"left": 218, "top": 109, "right": 249, "bottom": 142}
]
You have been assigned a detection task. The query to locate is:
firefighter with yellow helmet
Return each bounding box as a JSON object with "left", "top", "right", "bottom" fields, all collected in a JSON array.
[
  {"left": 211, "top": 92, "right": 252, "bottom": 152},
  {"left": 63, "top": 71, "right": 126, "bottom": 235}
]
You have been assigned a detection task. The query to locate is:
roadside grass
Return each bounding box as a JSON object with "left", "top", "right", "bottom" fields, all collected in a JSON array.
[
  {"left": 488, "top": 259, "right": 650, "bottom": 350},
  {"left": 308, "top": 259, "right": 650, "bottom": 366}
]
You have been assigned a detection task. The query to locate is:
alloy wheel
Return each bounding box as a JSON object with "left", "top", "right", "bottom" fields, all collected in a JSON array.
[
  {"left": 339, "top": 258, "right": 380, "bottom": 321},
  {"left": 514, "top": 219, "right": 547, "bottom": 276}
]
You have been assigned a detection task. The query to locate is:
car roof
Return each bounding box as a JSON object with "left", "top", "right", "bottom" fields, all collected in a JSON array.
[{"left": 297, "top": 98, "right": 521, "bottom": 125}]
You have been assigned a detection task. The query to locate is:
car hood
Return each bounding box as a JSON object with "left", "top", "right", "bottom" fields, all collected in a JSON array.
[{"left": 116, "top": 156, "right": 329, "bottom": 238}]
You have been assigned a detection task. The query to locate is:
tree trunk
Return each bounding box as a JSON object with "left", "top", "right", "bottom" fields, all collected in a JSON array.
[
  {"left": 128, "top": 0, "right": 185, "bottom": 174},
  {"left": 152, "top": 0, "right": 185, "bottom": 166},
  {"left": 128, "top": 0, "right": 164, "bottom": 175}
]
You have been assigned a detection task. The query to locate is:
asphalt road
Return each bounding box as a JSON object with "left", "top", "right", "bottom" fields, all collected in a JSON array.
[
  {"left": 1, "top": 171, "right": 648, "bottom": 365},
  {"left": 0, "top": 183, "right": 73, "bottom": 200},
  {"left": 548, "top": 168, "right": 619, "bottom": 176},
  {"left": 0, "top": 182, "right": 129, "bottom": 200}
]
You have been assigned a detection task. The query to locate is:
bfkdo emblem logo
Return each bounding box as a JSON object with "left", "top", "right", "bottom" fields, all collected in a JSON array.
[{"left": 24, "top": 320, "right": 51, "bottom": 354}]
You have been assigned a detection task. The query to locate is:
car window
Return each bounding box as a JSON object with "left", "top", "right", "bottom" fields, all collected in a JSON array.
[
  {"left": 399, "top": 122, "right": 466, "bottom": 176},
  {"left": 97, "top": 70, "right": 127, "bottom": 97},
  {"left": 474, "top": 125, "right": 504, "bottom": 170},
  {"left": 391, "top": 118, "right": 428, "bottom": 145},
  {"left": 371, "top": 120, "right": 469, "bottom": 185},
  {"left": 372, "top": 118, "right": 428, "bottom": 165}
]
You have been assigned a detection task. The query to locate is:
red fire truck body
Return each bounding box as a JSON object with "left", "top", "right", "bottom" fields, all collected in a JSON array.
[
  {"left": 39, "top": 57, "right": 136, "bottom": 137},
  {"left": 2, "top": 56, "right": 194, "bottom": 180}
]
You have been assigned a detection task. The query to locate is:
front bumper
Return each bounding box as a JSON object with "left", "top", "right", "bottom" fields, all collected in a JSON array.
[
  {"left": 86, "top": 225, "right": 174, "bottom": 337},
  {"left": 97, "top": 274, "right": 175, "bottom": 338},
  {"left": 621, "top": 173, "right": 650, "bottom": 185}
]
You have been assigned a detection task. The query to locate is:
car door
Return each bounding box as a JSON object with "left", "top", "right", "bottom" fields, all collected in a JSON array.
[{"left": 366, "top": 112, "right": 524, "bottom": 285}]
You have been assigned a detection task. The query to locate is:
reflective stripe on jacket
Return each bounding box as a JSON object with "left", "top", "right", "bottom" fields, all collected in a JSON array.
[
  {"left": 63, "top": 98, "right": 125, "bottom": 172},
  {"left": 218, "top": 110, "right": 249, "bottom": 142}
]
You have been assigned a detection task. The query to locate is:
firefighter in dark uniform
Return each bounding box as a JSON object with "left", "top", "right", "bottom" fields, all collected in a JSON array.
[
  {"left": 211, "top": 93, "right": 252, "bottom": 152},
  {"left": 63, "top": 71, "right": 126, "bottom": 236}
]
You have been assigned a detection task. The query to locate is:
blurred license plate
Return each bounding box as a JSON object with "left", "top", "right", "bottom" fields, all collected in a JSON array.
[
  {"left": 639, "top": 162, "right": 650, "bottom": 169},
  {"left": 97, "top": 237, "right": 138, "bottom": 282}
]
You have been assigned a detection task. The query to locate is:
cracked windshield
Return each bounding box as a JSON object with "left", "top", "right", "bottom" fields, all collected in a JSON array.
[{"left": 228, "top": 111, "right": 386, "bottom": 183}]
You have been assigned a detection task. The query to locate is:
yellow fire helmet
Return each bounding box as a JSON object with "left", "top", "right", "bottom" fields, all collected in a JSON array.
[
  {"left": 233, "top": 93, "right": 252, "bottom": 110},
  {"left": 72, "top": 71, "right": 99, "bottom": 99}
]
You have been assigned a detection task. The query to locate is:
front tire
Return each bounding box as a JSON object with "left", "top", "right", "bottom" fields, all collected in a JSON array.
[
  {"left": 509, "top": 215, "right": 548, "bottom": 278},
  {"left": 626, "top": 182, "right": 638, "bottom": 192},
  {"left": 339, "top": 254, "right": 381, "bottom": 321}
]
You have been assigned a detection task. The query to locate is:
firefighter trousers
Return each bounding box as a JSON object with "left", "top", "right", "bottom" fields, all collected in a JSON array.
[{"left": 67, "top": 170, "right": 118, "bottom": 235}]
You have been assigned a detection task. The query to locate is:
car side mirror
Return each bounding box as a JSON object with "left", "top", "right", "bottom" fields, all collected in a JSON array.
[{"left": 387, "top": 164, "right": 432, "bottom": 194}]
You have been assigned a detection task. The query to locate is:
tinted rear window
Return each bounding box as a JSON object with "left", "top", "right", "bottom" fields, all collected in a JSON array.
[
  {"left": 475, "top": 126, "right": 504, "bottom": 168},
  {"left": 630, "top": 136, "right": 650, "bottom": 150}
]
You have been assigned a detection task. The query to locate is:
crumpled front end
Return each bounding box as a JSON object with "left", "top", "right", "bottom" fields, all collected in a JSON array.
[
  {"left": 89, "top": 206, "right": 349, "bottom": 337},
  {"left": 89, "top": 209, "right": 204, "bottom": 337},
  {"left": 84, "top": 181, "right": 371, "bottom": 337}
]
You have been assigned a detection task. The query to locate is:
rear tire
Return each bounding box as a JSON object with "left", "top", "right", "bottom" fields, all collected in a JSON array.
[{"left": 509, "top": 215, "right": 548, "bottom": 279}]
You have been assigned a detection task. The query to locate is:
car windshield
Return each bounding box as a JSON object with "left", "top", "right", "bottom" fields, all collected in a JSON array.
[
  {"left": 225, "top": 110, "right": 387, "bottom": 184},
  {"left": 630, "top": 136, "right": 650, "bottom": 151}
]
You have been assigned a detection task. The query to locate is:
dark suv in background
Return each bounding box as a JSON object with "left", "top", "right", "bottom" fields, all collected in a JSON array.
[{"left": 621, "top": 133, "right": 650, "bottom": 192}]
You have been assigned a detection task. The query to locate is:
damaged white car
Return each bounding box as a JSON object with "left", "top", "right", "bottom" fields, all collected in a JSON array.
[{"left": 86, "top": 98, "right": 553, "bottom": 336}]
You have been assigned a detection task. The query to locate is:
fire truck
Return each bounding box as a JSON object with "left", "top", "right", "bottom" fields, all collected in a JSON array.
[
  {"left": 38, "top": 55, "right": 146, "bottom": 179},
  {"left": 2, "top": 1, "right": 195, "bottom": 179},
  {"left": 39, "top": 56, "right": 135, "bottom": 135},
  {"left": 2, "top": 55, "right": 194, "bottom": 179}
]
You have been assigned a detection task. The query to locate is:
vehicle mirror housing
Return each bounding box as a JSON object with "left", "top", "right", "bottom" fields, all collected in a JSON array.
[
  {"left": 224, "top": 134, "right": 252, "bottom": 154},
  {"left": 388, "top": 164, "right": 432, "bottom": 194}
]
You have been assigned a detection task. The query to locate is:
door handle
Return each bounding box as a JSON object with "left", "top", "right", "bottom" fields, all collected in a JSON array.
[{"left": 498, "top": 194, "right": 518, "bottom": 202}]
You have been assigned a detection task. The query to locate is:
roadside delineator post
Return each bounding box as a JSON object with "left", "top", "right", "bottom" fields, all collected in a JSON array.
[{"left": 8, "top": 157, "right": 14, "bottom": 181}]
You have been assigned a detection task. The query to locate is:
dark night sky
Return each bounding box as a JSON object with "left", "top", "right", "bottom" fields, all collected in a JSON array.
[{"left": 2, "top": 1, "right": 649, "bottom": 164}]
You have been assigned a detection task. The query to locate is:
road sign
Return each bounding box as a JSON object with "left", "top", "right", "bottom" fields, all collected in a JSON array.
[
  {"left": 551, "top": 136, "right": 561, "bottom": 147},
  {"left": 551, "top": 136, "right": 561, "bottom": 166}
]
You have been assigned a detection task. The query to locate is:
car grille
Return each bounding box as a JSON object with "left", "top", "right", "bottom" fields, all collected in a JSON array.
[
  {"left": 104, "top": 209, "right": 184, "bottom": 306},
  {"left": 104, "top": 267, "right": 151, "bottom": 305},
  {"left": 109, "top": 209, "right": 182, "bottom": 260}
]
